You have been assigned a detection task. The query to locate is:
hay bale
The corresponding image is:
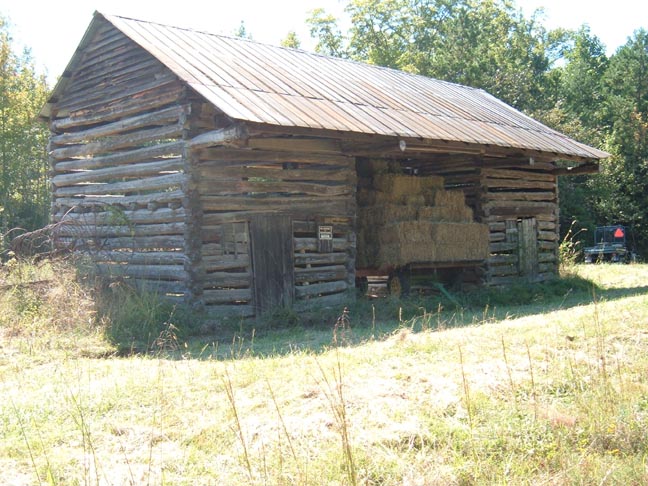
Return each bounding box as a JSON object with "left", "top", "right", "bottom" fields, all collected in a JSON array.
[
  {"left": 417, "top": 205, "right": 474, "bottom": 223},
  {"left": 374, "top": 221, "right": 489, "bottom": 266},
  {"left": 373, "top": 174, "right": 444, "bottom": 199}
]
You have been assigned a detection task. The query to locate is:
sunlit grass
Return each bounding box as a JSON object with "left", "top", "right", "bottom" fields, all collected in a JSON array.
[{"left": 1, "top": 260, "right": 648, "bottom": 484}]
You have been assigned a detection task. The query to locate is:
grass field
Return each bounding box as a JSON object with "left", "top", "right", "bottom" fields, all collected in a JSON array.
[{"left": 1, "top": 260, "right": 648, "bottom": 485}]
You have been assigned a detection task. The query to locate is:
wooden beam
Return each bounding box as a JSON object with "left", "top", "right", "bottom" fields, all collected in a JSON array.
[
  {"left": 189, "top": 123, "right": 249, "bottom": 150},
  {"left": 552, "top": 162, "right": 600, "bottom": 176}
]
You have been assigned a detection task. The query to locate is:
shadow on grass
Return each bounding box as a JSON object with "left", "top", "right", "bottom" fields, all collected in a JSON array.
[{"left": 100, "top": 271, "right": 648, "bottom": 360}]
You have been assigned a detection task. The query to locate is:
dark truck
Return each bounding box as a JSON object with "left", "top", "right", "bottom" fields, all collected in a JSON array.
[{"left": 583, "top": 225, "right": 637, "bottom": 263}]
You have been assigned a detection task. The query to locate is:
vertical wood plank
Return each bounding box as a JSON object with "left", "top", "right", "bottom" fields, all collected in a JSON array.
[
  {"left": 518, "top": 218, "right": 538, "bottom": 279},
  {"left": 250, "top": 214, "right": 295, "bottom": 314}
]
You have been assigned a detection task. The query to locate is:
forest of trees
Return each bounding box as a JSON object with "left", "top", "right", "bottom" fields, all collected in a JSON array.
[{"left": 1, "top": 0, "right": 647, "bottom": 256}]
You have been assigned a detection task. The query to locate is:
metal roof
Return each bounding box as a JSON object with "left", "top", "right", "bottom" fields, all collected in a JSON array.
[{"left": 45, "top": 12, "right": 609, "bottom": 161}]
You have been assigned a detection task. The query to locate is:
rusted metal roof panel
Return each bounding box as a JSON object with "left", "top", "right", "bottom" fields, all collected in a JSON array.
[{"left": 52, "top": 12, "right": 610, "bottom": 160}]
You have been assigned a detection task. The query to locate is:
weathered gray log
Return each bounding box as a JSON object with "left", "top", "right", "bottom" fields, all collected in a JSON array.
[
  {"left": 87, "top": 250, "right": 187, "bottom": 265},
  {"left": 189, "top": 124, "right": 249, "bottom": 150},
  {"left": 196, "top": 148, "right": 351, "bottom": 167},
  {"left": 201, "top": 196, "right": 353, "bottom": 215},
  {"left": 487, "top": 254, "right": 518, "bottom": 265},
  {"left": 52, "top": 190, "right": 184, "bottom": 210},
  {"left": 53, "top": 207, "right": 185, "bottom": 225},
  {"left": 202, "top": 255, "right": 251, "bottom": 271},
  {"left": 51, "top": 106, "right": 187, "bottom": 145},
  {"left": 202, "top": 288, "right": 253, "bottom": 304},
  {"left": 482, "top": 168, "right": 556, "bottom": 182},
  {"left": 295, "top": 280, "right": 348, "bottom": 298},
  {"left": 55, "top": 222, "right": 185, "bottom": 238},
  {"left": 94, "top": 263, "right": 187, "bottom": 280},
  {"left": 52, "top": 158, "right": 183, "bottom": 187},
  {"left": 294, "top": 252, "right": 347, "bottom": 266},
  {"left": 200, "top": 166, "right": 355, "bottom": 183},
  {"left": 57, "top": 235, "right": 184, "bottom": 250},
  {"left": 295, "top": 265, "right": 347, "bottom": 284},
  {"left": 484, "top": 191, "right": 556, "bottom": 202},
  {"left": 53, "top": 141, "right": 184, "bottom": 172},
  {"left": 50, "top": 124, "right": 183, "bottom": 160},
  {"left": 198, "top": 180, "right": 352, "bottom": 197},
  {"left": 293, "top": 238, "right": 350, "bottom": 252},
  {"left": 54, "top": 173, "right": 186, "bottom": 197},
  {"left": 201, "top": 272, "right": 251, "bottom": 288},
  {"left": 293, "top": 291, "right": 350, "bottom": 310}
]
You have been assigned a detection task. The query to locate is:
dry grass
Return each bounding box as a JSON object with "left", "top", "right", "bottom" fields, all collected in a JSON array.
[{"left": 1, "top": 260, "right": 648, "bottom": 484}]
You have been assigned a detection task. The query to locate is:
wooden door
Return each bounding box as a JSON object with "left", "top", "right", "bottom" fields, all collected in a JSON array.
[
  {"left": 518, "top": 218, "right": 539, "bottom": 279},
  {"left": 250, "top": 214, "right": 295, "bottom": 314}
]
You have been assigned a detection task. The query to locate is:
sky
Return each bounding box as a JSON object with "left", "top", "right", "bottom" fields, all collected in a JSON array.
[{"left": 0, "top": 0, "right": 646, "bottom": 86}]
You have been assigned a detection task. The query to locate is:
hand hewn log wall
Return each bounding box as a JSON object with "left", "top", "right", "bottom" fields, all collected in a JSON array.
[
  {"left": 193, "top": 124, "right": 356, "bottom": 315},
  {"left": 409, "top": 155, "right": 560, "bottom": 284},
  {"left": 48, "top": 20, "right": 192, "bottom": 300}
]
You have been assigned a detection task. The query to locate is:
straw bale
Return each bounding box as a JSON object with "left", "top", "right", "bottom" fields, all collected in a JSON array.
[
  {"left": 374, "top": 222, "right": 489, "bottom": 266},
  {"left": 373, "top": 174, "right": 443, "bottom": 199},
  {"left": 428, "top": 190, "right": 467, "bottom": 209},
  {"left": 360, "top": 205, "right": 418, "bottom": 226},
  {"left": 417, "top": 205, "right": 473, "bottom": 222}
]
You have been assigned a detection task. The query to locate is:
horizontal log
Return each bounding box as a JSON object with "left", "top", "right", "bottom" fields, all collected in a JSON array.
[
  {"left": 538, "top": 231, "right": 558, "bottom": 241},
  {"left": 552, "top": 162, "right": 599, "bottom": 176},
  {"left": 295, "top": 265, "right": 347, "bottom": 284},
  {"left": 482, "top": 168, "right": 555, "bottom": 182},
  {"left": 538, "top": 221, "right": 556, "bottom": 231},
  {"left": 198, "top": 180, "right": 352, "bottom": 197},
  {"left": 202, "top": 243, "right": 249, "bottom": 256},
  {"left": 489, "top": 232, "right": 505, "bottom": 242},
  {"left": 488, "top": 265, "right": 519, "bottom": 277},
  {"left": 538, "top": 252, "right": 557, "bottom": 263},
  {"left": 94, "top": 263, "right": 187, "bottom": 281},
  {"left": 204, "top": 304, "right": 255, "bottom": 318},
  {"left": 51, "top": 106, "right": 186, "bottom": 145},
  {"left": 196, "top": 148, "right": 352, "bottom": 167},
  {"left": 201, "top": 196, "right": 353, "bottom": 215},
  {"left": 294, "top": 291, "right": 350, "bottom": 309},
  {"left": 189, "top": 124, "right": 249, "bottom": 150},
  {"left": 199, "top": 166, "right": 355, "bottom": 183},
  {"left": 54, "top": 173, "right": 186, "bottom": 197},
  {"left": 539, "top": 241, "right": 557, "bottom": 251},
  {"left": 53, "top": 141, "right": 185, "bottom": 172},
  {"left": 50, "top": 124, "right": 183, "bottom": 160},
  {"left": 202, "top": 255, "right": 251, "bottom": 271},
  {"left": 53, "top": 207, "right": 186, "bottom": 225},
  {"left": 295, "top": 280, "right": 348, "bottom": 298},
  {"left": 247, "top": 137, "right": 343, "bottom": 154},
  {"left": 55, "top": 222, "right": 185, "bottom": 238},
  {"left": 52, "top": 189, "right": 184, "bottom": 210},
  {"left": 539, "top": 263, "right": 557, "bottom": 273},
  {"left": 56, "top": 235, "right": 184, "bottom": 250},
  {"left": 483, "top": 191, "right": 556, "bottom": 202},
  {"left": 203, "top": 288, "right": 253, "bottom": 305},
  {"left": 51, "top": 81, "right": 186, "bottom": 129},
  {"left": 482, "top": 200, "right": 557, "bottom": 211},
  {"left": 483, "top": 178, "right": 556, "bottom": 191},
  {"left": 294, "top": 238, "right": 350, "bottom": 252},
  {"left": 202, "top": 272, "right": 251, "bottom": 288},
  {"left": 294, "top": 252, "right": 348, "bottom": 266},
  {"left": 52, "top": 158, "right": 183, "bottom": 187},
  {"left": 487, "top": 254, "right": 518, "bottom": 265},
  {"left": 85, "top": 250, "right": 187, "bottom": 265},
  {"left": 489, "top": 242, "right": 517, "bottom": 253}
]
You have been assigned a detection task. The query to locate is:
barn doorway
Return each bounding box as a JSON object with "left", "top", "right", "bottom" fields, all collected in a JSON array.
[{"left": 249, "top": 214, "right": 295, "bottom": 314}]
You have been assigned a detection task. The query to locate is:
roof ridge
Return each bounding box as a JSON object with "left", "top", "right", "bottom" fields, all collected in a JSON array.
[{"left": 100, "top": 12, "right": 484, "bottom": 95}]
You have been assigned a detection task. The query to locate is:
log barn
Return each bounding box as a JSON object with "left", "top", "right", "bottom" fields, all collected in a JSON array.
[{"left": 40, "top": 12, "right": 608, "bottom": 317}]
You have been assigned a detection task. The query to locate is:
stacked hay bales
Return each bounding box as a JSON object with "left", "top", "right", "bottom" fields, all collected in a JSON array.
[{"left": 357, "top": 171, "right": 489, "bottom": 269}]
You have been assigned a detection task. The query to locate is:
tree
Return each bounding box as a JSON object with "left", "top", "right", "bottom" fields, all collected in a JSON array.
[
  {"left": 0, "top": 16, "right": 50, "bottom": 235},
  {"left": 307, "top": 0, "right": 567, "bottom": 112},
  {"left": 281, "top": 31, "right": 301, "bottom": 49},
  {"left": 595, "top": 30, "right": 648, "bottom": 253}
]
